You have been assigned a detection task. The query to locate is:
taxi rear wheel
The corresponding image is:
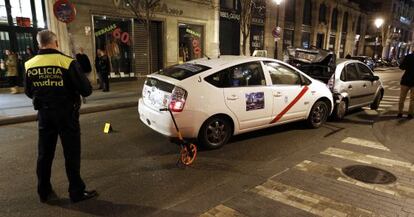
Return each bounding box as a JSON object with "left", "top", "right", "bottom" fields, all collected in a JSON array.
[
  {"left": 198, "top": 117, "right": 232, "bottom": 149},
  {"left": 307, "top": 101, "right": 329, "bottom": 128}
]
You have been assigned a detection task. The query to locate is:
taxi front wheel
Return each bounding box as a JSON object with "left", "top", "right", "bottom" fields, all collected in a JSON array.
[
  {"left": 307, "top": 101, "right": 329, "bottom": 129},
  {"left": 198, "top": 117, "right": 232, "bottom": 149}
]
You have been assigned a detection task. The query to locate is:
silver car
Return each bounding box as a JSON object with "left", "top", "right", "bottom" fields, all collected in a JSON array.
[{"left": 288, "top": 48, "right": 384, "bottom": 120}]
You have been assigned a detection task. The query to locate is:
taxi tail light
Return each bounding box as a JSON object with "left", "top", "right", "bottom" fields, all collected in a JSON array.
[
  {"left": 327, "top": 75, "right": 335, "bottom": 92},
  {"left": 169, "top": 86, "right": 187, "bottom": 112}
]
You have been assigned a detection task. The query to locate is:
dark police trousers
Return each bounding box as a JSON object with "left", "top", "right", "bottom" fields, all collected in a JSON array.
[{"left": 37, "top": 104, "right": 85, "bottom": 198}]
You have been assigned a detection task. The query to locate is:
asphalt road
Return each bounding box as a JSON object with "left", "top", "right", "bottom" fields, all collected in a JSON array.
[{"left": 0, "top": 68, "right": 412, "bottom": 217}]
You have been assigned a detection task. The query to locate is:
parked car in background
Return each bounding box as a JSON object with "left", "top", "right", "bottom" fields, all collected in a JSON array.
[
  {"left": 350, "top": 56, "right": 376, "bottom": 71},
  {"left": 138, "top": 56, "right": 333, "bottom": 149},
  {"left": 287, "top": 48, "right": 384, "bottom": 120}
]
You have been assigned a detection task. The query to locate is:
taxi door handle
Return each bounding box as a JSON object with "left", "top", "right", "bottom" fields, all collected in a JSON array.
[
  {"left": 348, "top": 85, "right": 353, "bottom": 89},
  {"left": 363, "top": 84, "right": 367, "bottom": 88},
  {"left": 226, "top": 96, "right": 239, "bottom": 100},
  {"left": 273, "top": 92, "right": 282, "bottom": 97}
]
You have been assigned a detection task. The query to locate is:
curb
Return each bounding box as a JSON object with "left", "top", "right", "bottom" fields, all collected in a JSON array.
[{"left": 0, "top": 101, "right": 138, "bottom": 126}]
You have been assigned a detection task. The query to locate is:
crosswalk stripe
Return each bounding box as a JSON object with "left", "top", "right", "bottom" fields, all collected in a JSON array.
[
  {"left": 362, "top": 107, "right": 385, "bottom": 111},
  {"left": 321, "top": 147, "right": 414, "bottom": 171},
  {"left": 379, "top": 101, "right": 396, "bottom": 104},
  {"left": 342, "top": 137, "right": 390, "bottom": 151},
  {"left": 382, "top": 96, "right": 401, "bottom": 99},
  {"left": 294, "top": 160, "right": 414, "bottom": 198},
  {"left": 251, "top": 179, "right": 375, "bottom": 217},
  {"left": 200, "top": 204, "right": 248, "bottom": 217},
  {"left": 378, "top": 104, "right": 393, "bottom": 108}
]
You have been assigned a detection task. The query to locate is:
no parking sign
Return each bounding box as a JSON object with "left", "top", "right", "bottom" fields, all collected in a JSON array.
[
  {"left": 53, "top": 0, "right": 77, "bottom": 24},
  {"left": 272, "top": 26, "right": 282, "bottom": 41}
]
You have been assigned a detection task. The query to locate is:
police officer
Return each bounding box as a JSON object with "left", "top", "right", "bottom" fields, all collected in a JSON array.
[{"left": 24, "top": 30, "right": 97, "bottom": 203}]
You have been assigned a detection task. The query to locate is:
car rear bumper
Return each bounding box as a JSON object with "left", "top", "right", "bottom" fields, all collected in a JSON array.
[{"left": 138, "top": 98, "right": 199, "bottom": 138}]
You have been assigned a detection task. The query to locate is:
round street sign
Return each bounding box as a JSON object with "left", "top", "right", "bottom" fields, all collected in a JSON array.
[
  {"left": 272, "top": 26, "right": 282, "bottom": 39},
  {"left": 53, "top": 0, "right": 77, "bottom": 24}
]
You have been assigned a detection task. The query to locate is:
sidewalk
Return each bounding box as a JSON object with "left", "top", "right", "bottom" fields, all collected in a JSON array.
[
  {"left": 374, "top": 66, "right": 400, "bottom": 72},
  {"left": 0, "top": 79, "right": 145, "bottom": 126}
]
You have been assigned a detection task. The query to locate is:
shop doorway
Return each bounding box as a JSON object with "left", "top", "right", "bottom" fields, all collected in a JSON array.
[{"left": 134, "top": 20, "right": 163, "bottom": 75}]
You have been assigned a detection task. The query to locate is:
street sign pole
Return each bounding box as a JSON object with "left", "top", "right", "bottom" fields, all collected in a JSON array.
[{"left": 274, "top": 5, "right": 280, "bottom": 59}]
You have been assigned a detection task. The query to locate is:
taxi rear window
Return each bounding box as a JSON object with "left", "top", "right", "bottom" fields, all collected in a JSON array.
[{"left": 156, "top": 64, "right": 211, "bottom": 80}]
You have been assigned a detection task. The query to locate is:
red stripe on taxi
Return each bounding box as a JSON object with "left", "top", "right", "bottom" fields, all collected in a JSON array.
[{"left": 269, "top": 86, "right": 309, "bottom": 124}]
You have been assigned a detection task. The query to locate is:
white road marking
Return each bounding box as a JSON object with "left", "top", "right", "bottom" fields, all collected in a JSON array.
[
  {"left": 342, "top": 137, "right": 390, "bottom": 151},
  {"left": 251, "top": 179, "right": 375, "bottom": 217},
  {"left": 200, "top": 205, "right": 248, "bottom": 217},
  {"left": 294, "top": 160, "right": 414, "bottom": 198},
  {"left": 321, "top": 147, "right": 414, "bottom": 171}
]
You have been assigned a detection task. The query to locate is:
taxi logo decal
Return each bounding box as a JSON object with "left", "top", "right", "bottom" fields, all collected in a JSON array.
[{"left": 270, "top": 86, "right": 309, "bottom": 124}]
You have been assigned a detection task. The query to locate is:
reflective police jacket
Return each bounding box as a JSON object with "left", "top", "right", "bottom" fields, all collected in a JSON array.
[{"left": 24, "top": 49, "right": 92, "bottom": 109}]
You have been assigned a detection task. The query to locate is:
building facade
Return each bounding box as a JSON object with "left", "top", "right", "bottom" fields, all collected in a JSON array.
[
  {"left": 362, "top": 0, "right": 414, "bottom": 60},
  {"left": 263, "top": 0, "right": 368, "bottom": 60},
  {"left": 219, "top": 0, "right": 368, "bottom": 60},
  {"left": 47, "top": 0, "right": 220, "bottom": 82}
]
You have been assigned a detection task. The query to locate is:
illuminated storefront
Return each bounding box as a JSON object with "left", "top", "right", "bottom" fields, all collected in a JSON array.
[
  {"left": 0, "top": 0, "right": 47, "bottom": 87},
  {"left": 48, "top": 0, "right": 218, "bottom": 82}
]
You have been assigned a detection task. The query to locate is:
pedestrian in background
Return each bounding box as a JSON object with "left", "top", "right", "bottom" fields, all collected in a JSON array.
[
  {"left": 24, "top": 47, "right": 35, "bottom": 62},
  {"left": 397, "top": 52, "right": 414, "bottom": 119},
  {"left": 76, "top": 47, "right": 92, "bottom": 103},
  {"left": 95, "top": 49, "right": 110, "bottom": 92},
  {"left": 5, "top": 49, "right": 19, "bottom": 94},
  {"left": 24, "top": 30, "right": 97, "bottom": 203}
]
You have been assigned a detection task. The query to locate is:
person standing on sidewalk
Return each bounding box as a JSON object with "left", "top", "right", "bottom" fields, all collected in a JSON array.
[
  {"left": 95, "top": 49, "right": 110, "bottom": 92},
  {"left": 397, "top": 52, "right": 414, "bottom": 119},
  {"left": 24, "top": 30, "right": 97, "bottom": 203},
  {"left": 5, "top": 49, "right": 19, "bottom": 94},
  {"left": 76, "top": 47, "right": 92, "bottom": 103}
]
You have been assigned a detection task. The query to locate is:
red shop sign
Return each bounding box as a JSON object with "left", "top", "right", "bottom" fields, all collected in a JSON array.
[
  {"left": 53, "top": 0, "right": 77, "bottom": 24},
  {"left": 16, "top": 17, "right": 31, "bottom": 27}
]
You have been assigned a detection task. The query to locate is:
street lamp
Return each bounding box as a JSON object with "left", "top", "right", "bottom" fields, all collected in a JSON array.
[
  {"left": 374, "top": 18, "right": 384, "bottom": 59},
  {"left": 274, "top": 0, "right": 283, "bottom": 59}
]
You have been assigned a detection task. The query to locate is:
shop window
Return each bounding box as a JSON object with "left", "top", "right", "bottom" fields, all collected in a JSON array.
[
  {"left": 250, "top": 25, "right": 264, "bottom": 55},
  {"left": 283, "top": 29, "right": 294, "bottom": 50},
  {"left": 342, "top": 12, "right": 348, "bottom": 32},
  {"left": 0, "top": 31, "right": 10, "bottom": 84},
  {"left": 220, "top": 0, "right": 239, "bottom": 10},
  {"left": 356, "top": 16, "right": 361, "bottom": 34},
  {"left": 285, "top": 0, "right": 295, "bottom": 23},
  {"left": 0, "top": 0, "right": 7, "bottom": 25},
  {"left": 10, "top": 0, "right": 33, "bottom": 26},
  {"left": 319, "top": 4, "right": 327, "bottom": 24},
  {"left": 94, "top": 16, "right": 133, "bottom": 78},
  {"left": 0, "top": 31, "right": 10, "bottom": 59},
  {"left": 331, "top": 8, "right": 338, "bottom": 31},
  {"left": 316, "top": 33, "right": 324, "bottom": 49},
  {"left": 301, "top": 32, "right": 311, "bottom": 48},
  {"left": 219, "top": 18, "right": 240, "bottom": 55},
  {"left": 329, "top": 35, "right": 336, "bottom": 51},
  {"left": 35, "top": 0, "right": 45, "bottom": 28},
  {"left": 303, "top": 0, "right": 312, "bottom": 25},
  {"left": 179, "top": 23, "right": 204, "bottom": 62},
  {"left": 340, "top": 33, "right": 346, "bottom": 57}
]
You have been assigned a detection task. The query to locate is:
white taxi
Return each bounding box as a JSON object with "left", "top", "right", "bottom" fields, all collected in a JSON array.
[{"left": 138, "top": 56, "right": 333, "bottom": 149}]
